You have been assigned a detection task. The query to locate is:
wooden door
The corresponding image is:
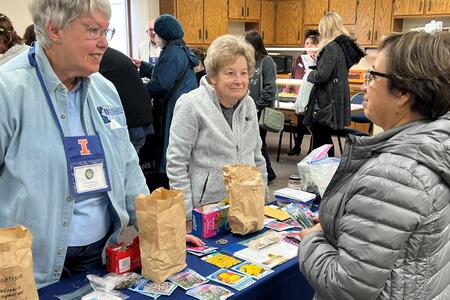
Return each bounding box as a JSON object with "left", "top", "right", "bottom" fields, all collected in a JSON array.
[
  {"left": 329, "top": 0, "right": 357, "bottom": 24},
  {"left": 425, "top": 0, "right": 450, "bottom": 14},
  {"left": 393, "top": 0, "right": 424, "bottom": 15},
  {"left": 303, "top": 0, "right": 328, "bottom": 25},
  {"left": 275, "top": 0, "right": 302, "bottom": 45},
  {"left": 229, "top": 0, "right": 246, "bottom": 19},
  {"left": 355, "top": 0, "right": 375, "bottom": 45},
  {"left": 177, "top": 0, "right": 203, "bottom": 44},
  {"left": 372, "top": 0, "right": 393, "bottom": 45},
  {"left": 261, "top": 0, "right": 276, "bottom": 44},
  {"left": 246, "top": 0, "right": 261, "bottom": 20},
  {"left": 203, "top": 0, "right": 228, "bottom": 44}
]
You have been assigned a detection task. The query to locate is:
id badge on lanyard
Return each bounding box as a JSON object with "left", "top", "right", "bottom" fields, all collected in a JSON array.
[
  {"left": 28, "top": 45, "right": 111, "bottom": 197},
  {"left": 64, "top": 135, "right": 111, "bottom": 197}
]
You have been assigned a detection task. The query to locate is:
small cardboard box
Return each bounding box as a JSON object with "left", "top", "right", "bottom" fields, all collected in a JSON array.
[
  {"left": 106, "top": 236, "right": 141, "bottom": 274},
  {"left": 192, "top": 203, "right": 230, "bottom": 238}
]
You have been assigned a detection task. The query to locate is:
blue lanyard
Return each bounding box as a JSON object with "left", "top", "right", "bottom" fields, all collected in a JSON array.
[{"left": 28, "top": 45, "right": 70, "bottom": 138}]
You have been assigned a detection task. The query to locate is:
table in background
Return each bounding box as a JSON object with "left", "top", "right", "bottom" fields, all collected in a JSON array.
[{"left": 38, "top": 229, "right": 315, "bottom": 299}]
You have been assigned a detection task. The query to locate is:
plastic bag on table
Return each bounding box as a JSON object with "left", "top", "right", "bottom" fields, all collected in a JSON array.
[{"left": 297, "top": 144, "right": 340, "bottom": 197}]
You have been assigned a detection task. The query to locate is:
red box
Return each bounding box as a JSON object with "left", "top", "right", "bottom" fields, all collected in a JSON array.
[{"left": 106, "top": 236, "right": 141, "bottom": 274}]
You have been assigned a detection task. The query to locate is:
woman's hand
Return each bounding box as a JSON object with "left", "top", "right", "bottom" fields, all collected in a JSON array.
[
  {"left": 299, "top": 223, "right": 322, "bottom": 239},
  {"left": 131, "top": 58, "right": 142, "bottom": 69},
  {"left": 186, "top": 234, "right": 205, "bottom": 246}
]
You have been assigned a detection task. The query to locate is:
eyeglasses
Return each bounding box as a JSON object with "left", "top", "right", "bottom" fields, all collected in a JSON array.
[
  {"left": 81, "top": 23, "right": 115, "bottom": 41},
  {"left": 364, "top": 67, "right": 393, "bottom": 85}
]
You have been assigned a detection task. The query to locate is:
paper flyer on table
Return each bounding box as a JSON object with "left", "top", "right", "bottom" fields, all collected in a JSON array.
[{"left": 232, "top": 241, "right": 298, "bottom": 269}]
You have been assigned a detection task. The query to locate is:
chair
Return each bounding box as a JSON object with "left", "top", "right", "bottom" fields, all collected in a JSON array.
[
  {"left": 350, "top": 92, "right": 373, "bottom": 134},
  {"left": 276, "top": 115, "right": 313, "bottom": 162},
  {"left": 332, "top": 93, "right": 372, "bottom": 154}
]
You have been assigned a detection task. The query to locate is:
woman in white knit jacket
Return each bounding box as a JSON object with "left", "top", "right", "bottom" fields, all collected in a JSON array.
[{"left": 166, "top": 35, "right": 267, "bottom": 221}]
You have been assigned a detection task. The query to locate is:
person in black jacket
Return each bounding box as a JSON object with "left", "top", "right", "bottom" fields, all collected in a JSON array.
[
  {"left": 303, "top": 12, "right": 365, "bottom": 157},
  {"left": 99, "top": 47, "right": 154, "bottom": 153}
]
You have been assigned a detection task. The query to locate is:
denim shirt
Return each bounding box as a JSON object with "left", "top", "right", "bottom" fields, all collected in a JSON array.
[{"left": 0, "top": 42, "right": 149, "bottom": 288}]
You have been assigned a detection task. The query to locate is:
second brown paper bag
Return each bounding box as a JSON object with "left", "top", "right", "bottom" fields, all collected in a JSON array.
[
  {"left": 223, "top": 164, "right": 265, "bottom": 235},
  {"left": 135, "top": 188, "right": 187, "bottom": 283}
]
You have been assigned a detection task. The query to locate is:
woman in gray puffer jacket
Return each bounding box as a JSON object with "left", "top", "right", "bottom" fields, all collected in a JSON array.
[{"left": 298, "top": 30, "right": 450, "bottom": 299}]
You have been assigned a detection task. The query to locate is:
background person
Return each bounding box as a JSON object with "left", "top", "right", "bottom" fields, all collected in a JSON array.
[
  {"left": 0, "top": 13, "right": 28, "bottom": 65},
  {"left": 285, "top": 29, "right": 320, "bottom": 156},
  {"left": 0, "top": 0, "right": 148, "bottom": 288},
  {"left": 133, "top": 14, "right": 199, "bottom": 190},
  {"left": 244, "top": 30, "right": 277, "bottom": 182},
  {"left": 138, "top": 18, "right": 161, "bottom": 64},
  {"left": 99, "top": 46, "right": 154, "bottom": 153},
  {"left": 303, "top": 12, "right": 364, "bottom": 157},
  {"left": 23, "top": 24, "right": 36, "bottom": 45},
  {"left": 166, "top": 35, "right": 267, "bottom": 221},
  {"left": 298, "top": 30, "right": 450, "bottom": 299}
]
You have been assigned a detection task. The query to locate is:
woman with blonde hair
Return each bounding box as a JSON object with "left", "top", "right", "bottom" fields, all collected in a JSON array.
[{"left": 303, "top": 11, "right": 364, "bottom": 156}]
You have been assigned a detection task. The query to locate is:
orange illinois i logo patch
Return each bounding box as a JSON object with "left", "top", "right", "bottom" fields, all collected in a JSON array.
[{"left": 78, "top": 139, "right": 91, "bottom": 156}]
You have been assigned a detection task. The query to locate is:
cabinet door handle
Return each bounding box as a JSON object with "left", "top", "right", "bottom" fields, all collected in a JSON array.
[
  {"left": 374, "top": 30, "right": 378, "bottom": 42},
  {"left": 205, "top": 29, "right": 208, "bottom": 40},
  {"left": 419, "top": 0, "right": 422, "bottom": 12},
  {"left": 428, "top": 0, "right": 432, "bottom": 11},
  {"left": 241, "top": 6, "right": 244, "bottom": 17},
  {"left": 247, "top": 7, "right": 249, "bottom": 17},
  {"left": 297, "top": 31, "right": 300, "bottom": 41},
  {"left": 367, "top": 31, "right": 371, "bottom": 41},
  {"left": 324, "top": 10, "right": 327, "bottom": 16},
  {"left": 199, "top": 29, "right": 202, "bottom": 40},
  {"left": 262, "top": 31, "right": 265, "bottom": 40}
]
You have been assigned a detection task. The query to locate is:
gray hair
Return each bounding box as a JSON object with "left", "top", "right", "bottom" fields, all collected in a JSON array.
[
  {"left": 205, "top": 35, "right": 255, "bottom": 78},
  {"left": 29, "top": 0, "right": 111, "bottom": 48}
]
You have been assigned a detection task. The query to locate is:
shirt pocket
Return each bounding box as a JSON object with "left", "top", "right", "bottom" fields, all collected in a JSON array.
[{"left": 100, "top": 127, "right": 130, "bottom": 174}]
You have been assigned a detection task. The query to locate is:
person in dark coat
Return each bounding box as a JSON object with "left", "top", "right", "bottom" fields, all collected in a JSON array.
[
  {"left": 134, "top": 14, "right": 198, "bottom": 188},
  {"left": 303, "top": 12, "right": 365, "bottom": 157},
  {"left": 99, "top": 47, "right": 154, "bottom": 153}
]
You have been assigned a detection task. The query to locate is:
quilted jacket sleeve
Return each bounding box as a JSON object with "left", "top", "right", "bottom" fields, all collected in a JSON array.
[{"left": 299, "top": 161, "right": 432, "bottom": 299}]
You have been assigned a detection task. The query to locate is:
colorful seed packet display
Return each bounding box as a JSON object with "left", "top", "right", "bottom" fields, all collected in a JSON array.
[
  {"left": 283, "top": 203, "right": 315, "bottom": 229},
  {"left": 206, "top": 269, "right": 255, "bottom": 291},
  {"left": 186, "top": 284, "right": 234, "bottom": 300},
  {"left": 130, "top": 279, "right": 177, "bottom": 296},
  {"left": 187, "top": 245, "right": 218, "bottom": 257},
  {"left": 168, "top": 268, "right": 209, "bottom": 290},
  {"left": 201, "top": 252, "right": 242, "bottom": 268},
  {"left": 231, "top": 261, "right": 274, "bottom": 280},
  {"left": 264, "top": 220, "right": 295, "bottom": 231}
]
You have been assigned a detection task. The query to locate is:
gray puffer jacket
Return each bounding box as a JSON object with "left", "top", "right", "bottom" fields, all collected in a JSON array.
[{"left": 299, "top": 112, "right": 450, "bottom": 299}]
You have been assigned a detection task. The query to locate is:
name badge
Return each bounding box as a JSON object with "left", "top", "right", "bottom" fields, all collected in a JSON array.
[{"left": 63, "top": 135, "right": 111, "bottom": 196}]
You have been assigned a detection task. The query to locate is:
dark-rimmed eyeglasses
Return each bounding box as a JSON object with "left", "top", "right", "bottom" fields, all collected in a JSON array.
[
  {"left": 364, "top": 67, "right": 393, "bottom": 85},
  {"left": 81, "top": 23, "right": 115, "bottom": 41}
]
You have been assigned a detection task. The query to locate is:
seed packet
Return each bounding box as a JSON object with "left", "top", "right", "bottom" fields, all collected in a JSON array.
[
  {"left": 206, "top": 269, "right": 255, "bottom": 291},
  {"left": 186, "top": 284, "right": 234, "bottom": 300},
  {"left": 201, "top": 252, "right": 242, "bottom": 269},
  {"left": 241, "top": 230, "right": 283, "bottom": 250},
  {"left": 264, "top": 221, "right": 295, "bottom": 231},
  {"left": 168, "top": 268, "right": 208, "bottom": 290},
  {"left": 284, "top": 219, "right": 301, "bottom": 228},
  {"left": 281, "top": 230, "right": 302, "bottom": 246},
  {"left": 231, "top": 261, "right": 273, "bottom": 280},
  {"left": 130, "top": 279, "right": 177, "bottom": 296},
  {"left": 187, "top": 245, "right": 218, "bottom": 256},
  {"left": 283, "top": 204, "right": 314, "bottom": 229}
]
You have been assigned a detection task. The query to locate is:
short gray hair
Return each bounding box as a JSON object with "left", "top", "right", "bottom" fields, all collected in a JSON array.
[
  {"left": 205, "top": 35, "right": 255, "bottom": 78},
  {"left": 29, "top": 0, "right": 111, "bottom": 48}
]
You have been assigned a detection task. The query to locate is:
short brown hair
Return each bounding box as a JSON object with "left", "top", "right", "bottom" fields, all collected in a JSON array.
[
  {"left": 0, "top": 13, "right": 23, "bottom": 49},
  {"left": 379, "top": 31, "right": 450, "bottom": 119},
  {"left": 204, "top": 35, "right": 255, "bottom": 78}
]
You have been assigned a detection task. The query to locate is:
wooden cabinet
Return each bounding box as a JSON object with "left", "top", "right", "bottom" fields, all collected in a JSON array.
[
  {"left": 275, "top": 0, "right": 302, "bottom": 45},
  {"left": 394, "top": 0, "right": 450, "bottom": 16},
  {"left": 329, "top": 0, "right": 357, "bottom": 24},
  {"left": 229, "top": 0, "right": 261, "bottom": 20},
  {"left": 261, "top": 0, "right": 276, "bottom": 44},
  {"left": 162, "top": 0, "right": 228, "bottom": 45},
  {"left": 355, "top": 0, "right": 392, "bottom": 46},
  {"left": 303, "top": 0, "right": 328, "bottom": 25}
]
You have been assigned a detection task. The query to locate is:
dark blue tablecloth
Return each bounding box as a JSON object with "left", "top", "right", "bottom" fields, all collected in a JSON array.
[{"left": 39, "top": 229, "right": 315, "bottom": 299}]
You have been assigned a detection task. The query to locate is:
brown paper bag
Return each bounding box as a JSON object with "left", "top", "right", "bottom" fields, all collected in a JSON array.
[
  {"left": 223, "top": 164, "right": 265, "bottom": 235},
  {"left": 0, "top": 226, "right": 38, "bottom": 300},
  {"left": 135, "top": 188, "right": 187, "bottom": 283}
]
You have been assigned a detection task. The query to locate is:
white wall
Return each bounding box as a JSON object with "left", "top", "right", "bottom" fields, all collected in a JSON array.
[{"left": 1, "top": 0, "right": 33, "bottom": 36}]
